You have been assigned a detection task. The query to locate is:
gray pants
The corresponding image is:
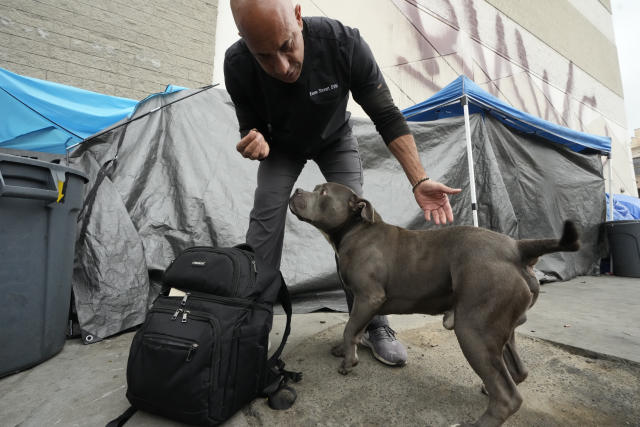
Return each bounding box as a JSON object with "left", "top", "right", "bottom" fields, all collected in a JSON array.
[{"left": 246, "top": 132, "right": 388, "bottom": 330}]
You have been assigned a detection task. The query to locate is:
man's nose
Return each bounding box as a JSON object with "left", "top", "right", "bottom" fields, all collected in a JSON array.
[{"left": 274, "top": 52, "right": 289, "bottom": 75}]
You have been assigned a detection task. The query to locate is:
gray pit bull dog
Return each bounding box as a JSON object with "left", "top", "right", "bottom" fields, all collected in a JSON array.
[{"left": 288, "top": 182, "right": 580, "bottom": 427}]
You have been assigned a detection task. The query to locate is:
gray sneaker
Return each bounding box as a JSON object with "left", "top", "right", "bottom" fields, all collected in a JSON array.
[{"left": 361, "top": 325, "right": 407, "bottom": 366}]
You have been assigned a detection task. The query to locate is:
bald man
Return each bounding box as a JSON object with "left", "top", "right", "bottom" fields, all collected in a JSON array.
[{"left": 224, "top": 0, "right": 460, "bottom": 367}]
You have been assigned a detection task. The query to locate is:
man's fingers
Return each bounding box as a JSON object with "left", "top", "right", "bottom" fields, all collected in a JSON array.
[
  {"left": 425, "top": 209, "right": 431, "bottom": 222},
  {"left": 438, "top": 183, "right": 462, "bottom": 195},
  {"left": 247, "top": 139, "right": 264, "bottom": 160},
  {"left": 258, "top": 143, "right": 270, "bottom": 160},
  {"left": 438, "top": 207, "right": 447, "bottom": 225},
  {"left": 245, "top": 139, "right": 270, "bottom": 160},
  {"left": 237, "top": 130, "right": 269, "bottom": 160},
  {"left": 237, "top": 129, "right": 258, "bottom": 153},
  {"left": 444, "top": 199, "right": 454, "bottom": 223}
]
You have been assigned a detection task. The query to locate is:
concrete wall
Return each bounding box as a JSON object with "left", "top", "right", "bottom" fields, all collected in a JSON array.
[
  {"left": 212, "top": 0, "right": 634, "bottom": 196},
  {"left": 0, "top": 0, "right": 218, "bottom": 100}
]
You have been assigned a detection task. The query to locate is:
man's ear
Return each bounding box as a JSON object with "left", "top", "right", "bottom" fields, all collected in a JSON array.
[
  {"left": 295, "top": 4, "right": 303, "bottom": 27},
  {"left": 350, "top": 196, "right": 375, "bottom": 223}
]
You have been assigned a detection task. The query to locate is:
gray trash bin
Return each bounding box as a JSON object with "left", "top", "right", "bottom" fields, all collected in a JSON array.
[
  {"left": 0, "top": 153, "right": 87, "bottom": 377},
  {"left": 604, "top": 220, "right": 640, "bottom": 278}
]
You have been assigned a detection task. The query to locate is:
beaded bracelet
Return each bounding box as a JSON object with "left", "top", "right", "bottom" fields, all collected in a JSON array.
[{"left": 412, "top": 176, "right": 430, "bottom": 193}]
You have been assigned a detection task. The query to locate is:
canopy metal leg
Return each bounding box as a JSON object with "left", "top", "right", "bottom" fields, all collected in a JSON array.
[
  {"left": 607, "top": 153, "right": 613, "bottom": 221},
  {"left": 606, "top": 153, "right": 613, "bottom": 274},
  {"left": 462, "top": 96, "right": 478, "bottom": 227}
]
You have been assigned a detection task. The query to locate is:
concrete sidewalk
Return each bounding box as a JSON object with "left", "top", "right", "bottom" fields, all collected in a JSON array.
[{"left": 1, "top": 275, "right": 639, "bottom": 426}]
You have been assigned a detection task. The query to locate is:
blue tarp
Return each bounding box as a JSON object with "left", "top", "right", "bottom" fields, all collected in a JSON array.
[
  {"left": 606, "top": 193, "right": 640, "bottom": 220},
  {"left": 0, "top": 68, "right": 190, "bottom": 154},
  {"left": 0, "top": 67, "right": 138, "bottom": 154},
  {"left": 402, "top": 75, "right": 611, "bottom": 154}
]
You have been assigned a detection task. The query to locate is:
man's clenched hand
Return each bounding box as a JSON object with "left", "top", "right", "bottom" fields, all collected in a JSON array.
[{"left": 237, "top": 129, "right": 270, "bottom": 160}]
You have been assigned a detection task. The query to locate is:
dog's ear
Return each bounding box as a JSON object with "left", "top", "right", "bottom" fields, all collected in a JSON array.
[{"left": 349, "top": 195, "right": 375, "bottom": 223}]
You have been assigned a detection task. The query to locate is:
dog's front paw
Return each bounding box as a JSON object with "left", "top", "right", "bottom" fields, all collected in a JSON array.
[
  {"left": 331, "top": 343, "right": 345, "bottom": 358},
  {"left": 338, "top": 358, "right": 358, "bottom": 375},
  {"left": 338, "top": 361, "right": 352, "bottom": 375}
]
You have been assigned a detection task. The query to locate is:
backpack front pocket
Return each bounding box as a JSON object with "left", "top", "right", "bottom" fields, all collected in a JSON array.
[{"left": 126, "top": 309, "right": 220, "bottom": 423}]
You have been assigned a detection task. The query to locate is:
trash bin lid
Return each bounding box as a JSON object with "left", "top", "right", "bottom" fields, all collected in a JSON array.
[{"left": 0, "top": 152, "right": 88, "bottom": 182}]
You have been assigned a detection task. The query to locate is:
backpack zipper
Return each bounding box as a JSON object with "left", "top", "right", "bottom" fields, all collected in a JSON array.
[
  {"left": 189, "top": 293, "right": 252, "bottom": 308},
  {"left": 142, "top": 334, "right": 199, "bottom": 362},
  {"left": 156, "top": 294, "right": 271, "bottom": 316},
  {"left": 236, "top": 248, "right": 258, "bottom": 286}
]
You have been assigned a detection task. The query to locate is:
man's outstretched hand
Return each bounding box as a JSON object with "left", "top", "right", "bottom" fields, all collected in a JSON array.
[
  {"left": 413, "top": 179, "right": 461, "bottom": 225},
  {"left": 237, "top": 129, "right": 270, "bottom": 160}
]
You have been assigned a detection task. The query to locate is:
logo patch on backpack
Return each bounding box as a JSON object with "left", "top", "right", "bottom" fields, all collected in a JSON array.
[{"left": 191, "top": 260, "right": 206, "bottom": 267}]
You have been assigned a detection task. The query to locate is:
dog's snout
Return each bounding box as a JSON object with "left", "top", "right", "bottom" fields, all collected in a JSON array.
[{"left": 290, "top": 188, "right": 307, "bottom": 212}]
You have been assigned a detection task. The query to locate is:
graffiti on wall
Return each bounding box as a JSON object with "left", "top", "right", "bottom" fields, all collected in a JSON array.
[{"left": 391, "top": 0, "right": 600, "bottom": 134}]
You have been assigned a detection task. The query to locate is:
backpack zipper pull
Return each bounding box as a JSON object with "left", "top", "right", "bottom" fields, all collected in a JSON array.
[
  {"left": 172, "top": 308, "right": 183, "bottom": 320},
  {"left": 251, "top": 259, "right": 257, "bottom": 275},
  {"left": 181, "top": 310, "right": 190, "bottom": 323},
  {"left": 181, "top": 292, "right": 190, "bottom": 306},
  {"left": 186, "top": 343, "right": 199, "bottom": 362}
]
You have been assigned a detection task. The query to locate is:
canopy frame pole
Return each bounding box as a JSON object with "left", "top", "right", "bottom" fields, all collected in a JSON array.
[
  {"left": 607, "top": 153, "right": 613, "bottom": 221},
  {"left": 607, "top": 153, "right": 614, "bottom": 274},
  {"left": 461, "top": 95, "right": 479, "bottom": 227}
]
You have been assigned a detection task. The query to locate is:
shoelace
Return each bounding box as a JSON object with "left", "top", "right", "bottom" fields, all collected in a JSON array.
[{"left": 368, "top": 325, "right": 398, "bottom": 342}]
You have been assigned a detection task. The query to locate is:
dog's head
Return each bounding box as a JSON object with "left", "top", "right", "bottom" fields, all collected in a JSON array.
[{"left": 288, "top": 182, "right": 378, "bottom": 233}]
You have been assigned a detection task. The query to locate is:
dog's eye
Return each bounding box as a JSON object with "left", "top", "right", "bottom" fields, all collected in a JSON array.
[{"left": 320, "top": 189, "right": 327, "bottom": 196}]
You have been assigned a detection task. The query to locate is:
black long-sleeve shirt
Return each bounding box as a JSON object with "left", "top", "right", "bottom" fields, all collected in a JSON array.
[{"left": 224, "top": 16, "right": 410, "bottom": 158}]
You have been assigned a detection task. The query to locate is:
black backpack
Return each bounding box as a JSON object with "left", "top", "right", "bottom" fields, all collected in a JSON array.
[{"left": 107, "top": 244, "right": 302, "bottom": 426}]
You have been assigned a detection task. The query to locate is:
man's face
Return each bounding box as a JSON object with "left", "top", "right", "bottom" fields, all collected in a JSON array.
[{"left": 239, "top": 3, "right": 305, "bottom": 83}]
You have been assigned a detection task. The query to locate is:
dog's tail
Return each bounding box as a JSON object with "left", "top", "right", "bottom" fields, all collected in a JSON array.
[{"left": 517, "top": 220, "right": 580, "bottom": 264}]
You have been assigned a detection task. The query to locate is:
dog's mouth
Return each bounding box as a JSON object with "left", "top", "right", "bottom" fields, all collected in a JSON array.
[{"left": 288, "top": 191, "right": 311, "bottom": 223}]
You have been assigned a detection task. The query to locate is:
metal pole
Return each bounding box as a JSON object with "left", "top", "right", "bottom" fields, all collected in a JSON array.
[
  {"left": 607, "top": 153, "right": 613, "bottom": 221},
  {"left": 462, "top": 96, "right": 479, "bottom": 227},
  {"left": 606, "top": 152, "right": 614, "bottom": 274}
]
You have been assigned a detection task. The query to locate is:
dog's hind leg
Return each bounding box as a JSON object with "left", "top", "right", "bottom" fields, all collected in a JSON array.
[
  {"left": 503, "top": 318, "right": 528, "bottom": 385},
  {"left": 453, "top": 267, "right": 533, "bottom": 426},
  {"left": 454, "top": 314, "right": 522, "bottom": 427}
]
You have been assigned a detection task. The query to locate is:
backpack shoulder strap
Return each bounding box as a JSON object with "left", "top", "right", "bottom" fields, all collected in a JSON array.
[
  {"left": 263, "top": 273, "right": 302, "bottom": 409},
  {"left": 267, "top": 275, "right": 292, "bottom": 364},
  {"left": 105, "top": 406, "right": 137, "bottom": 427},
  {"left": 233, "top": 242, "right": 254, "bottom": 253}
]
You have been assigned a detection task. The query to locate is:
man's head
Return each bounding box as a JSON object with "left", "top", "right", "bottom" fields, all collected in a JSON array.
[{"left": 231, "top": 0, "right": 304, "bottom": 83}]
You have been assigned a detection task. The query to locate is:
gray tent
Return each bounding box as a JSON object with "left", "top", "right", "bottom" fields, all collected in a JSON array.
[{"left": 69, "top": 86, "right": 605, "bottom": 344}]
